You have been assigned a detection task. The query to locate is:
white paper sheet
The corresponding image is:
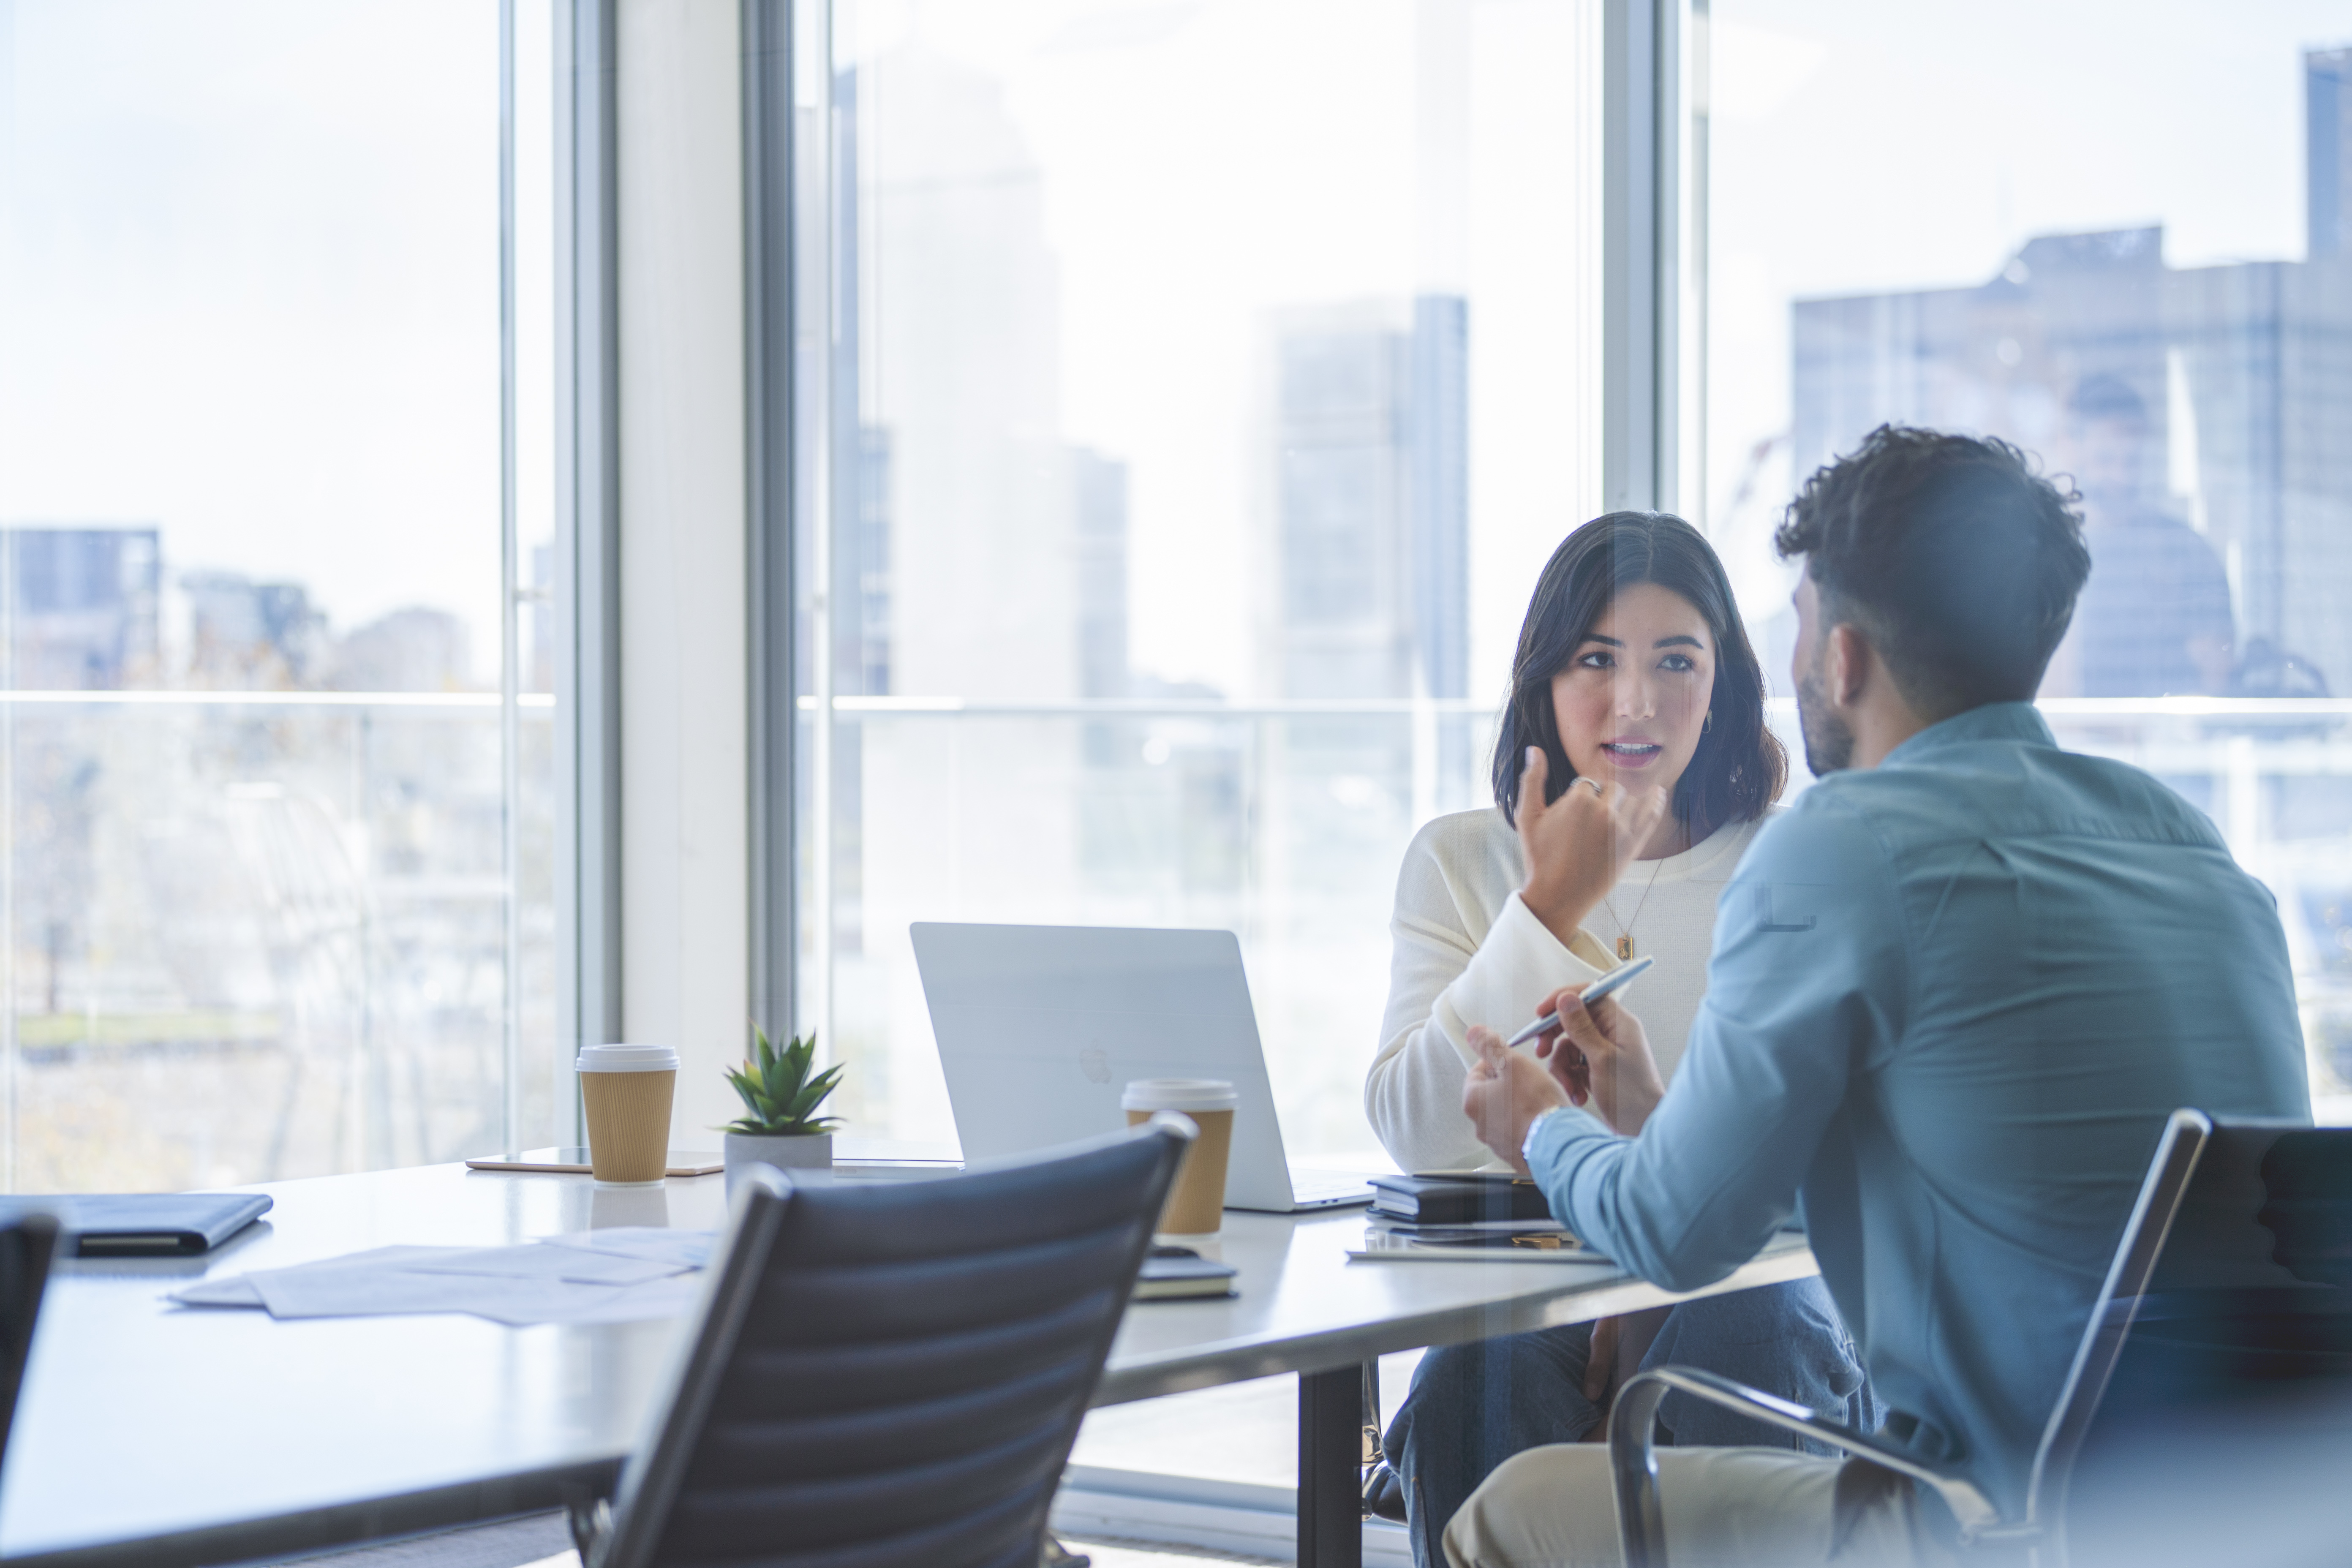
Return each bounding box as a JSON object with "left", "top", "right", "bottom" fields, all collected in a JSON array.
[
  {"left": 473, "top": 1272, "right": 705, "bottom": 1327},
  {"left": 174, "top": 1276, "right": 265, "bottom": 1307},
  {"left": 1344, "top": 1246, "right": 1620, "bottom": 1263},
  {"left": 411, "top": 1244, "right": 683, "bottom": 1286},
  {"left": 172, "top": 1246, "right": 481, "bottom": 1308},
  {"left": 168, "top": 1232, "right": 713, "bottom": 1326},
  {"left": 540, "top": 1227, "right": 715, "bottom": 1269},
  {"left": 251, "top": 1268, "right": 621, "bottom": 1320}
]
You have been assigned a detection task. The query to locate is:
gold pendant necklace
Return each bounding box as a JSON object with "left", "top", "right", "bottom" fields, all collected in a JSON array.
[{"left": 1602, "top": 847, "right": 1671, "bottom": 961}]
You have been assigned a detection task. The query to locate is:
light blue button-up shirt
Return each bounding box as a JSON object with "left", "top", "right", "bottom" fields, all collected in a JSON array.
[{"left": 1526, "top": 701, "right": 2309, "bottom": 1517}]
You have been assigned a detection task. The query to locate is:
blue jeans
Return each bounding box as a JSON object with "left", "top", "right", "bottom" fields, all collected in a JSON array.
[{"left": 1381, "top": 1278, "right": 1879, "bottom": 1568}]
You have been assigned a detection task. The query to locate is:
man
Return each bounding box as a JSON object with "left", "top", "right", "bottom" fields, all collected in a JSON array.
[
  {"left": 2051, "top": 374, "right": 2235, "bottom": 697},
  {"left": 1445, "top": 425, "right": 2307, "bottom": 1567}
]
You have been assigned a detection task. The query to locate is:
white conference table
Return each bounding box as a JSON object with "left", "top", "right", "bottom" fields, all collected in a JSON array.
[{"left": 0, "top": 1162, "right": 1816, "bottom": 1568}]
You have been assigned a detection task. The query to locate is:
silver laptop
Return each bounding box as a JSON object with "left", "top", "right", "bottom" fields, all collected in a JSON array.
[{"left": 910, "top": 923, "right": 1374, "bottom": 1213}]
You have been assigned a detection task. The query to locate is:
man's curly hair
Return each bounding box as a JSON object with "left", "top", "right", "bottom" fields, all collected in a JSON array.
[{"left": 1776, "top": 425, "right": 2090, "bottom": 718}]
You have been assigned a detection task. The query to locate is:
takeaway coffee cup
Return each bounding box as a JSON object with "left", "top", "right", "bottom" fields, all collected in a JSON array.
[
  {"left": 576, "top": 1043, "right": 679, "bottom": 1185},
  {"left": 1123, "top": 1078, "right": 1239, "bottom": 1236}
]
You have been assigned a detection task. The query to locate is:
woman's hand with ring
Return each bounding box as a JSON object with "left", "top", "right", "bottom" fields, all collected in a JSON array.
[{"left": 1516, "top": 748, "right": 1668, "bottom": 947}]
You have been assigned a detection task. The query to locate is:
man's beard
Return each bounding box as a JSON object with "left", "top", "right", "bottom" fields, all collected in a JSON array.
[{"left": 1796, "top": 661, "right": 1855, "bottom": 776}]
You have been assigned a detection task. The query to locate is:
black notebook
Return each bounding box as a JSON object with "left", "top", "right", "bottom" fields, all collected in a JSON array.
[
  {"left": 1134, "top": 1246, "right": 1238, "bottom": 1301},
  {"left": 0, "top": 1193, "right": 273, "bottom": 1256},
  {"left": 1368, "top": 1173, "right": 1554, "bottom": 1225}
]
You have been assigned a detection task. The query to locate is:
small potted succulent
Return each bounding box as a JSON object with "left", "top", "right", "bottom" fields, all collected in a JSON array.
[{"left": 721, "top": 1026, "right": 844, "bottom": 1182}]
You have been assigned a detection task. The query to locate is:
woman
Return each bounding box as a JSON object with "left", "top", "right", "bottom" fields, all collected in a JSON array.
[{"left": 1363, "top": 512, "right": 1876, "bottom": 1568}]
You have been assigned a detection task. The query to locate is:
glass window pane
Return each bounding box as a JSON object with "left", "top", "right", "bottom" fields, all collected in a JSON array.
[
  {"left": 0, "top": 0, "right": 557, "bottom": 1189},
  {"left": 1706, "top": 0, "right": 2352, "bottom": 1111},
  {"left": 802, "top": 0, "right": 1604, "bottom": 1164}
]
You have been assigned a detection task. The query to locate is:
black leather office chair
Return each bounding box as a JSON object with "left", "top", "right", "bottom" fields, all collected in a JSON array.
[
  {"left": 568, "top": 1118, "right": 1192, "bottom": 1568},
  {"left": 1609, "top": 1111, "right": 2352, "bottom": 1568},
  {"left": 0, "top": 1212, "right": 60, "bottom": 1481}
]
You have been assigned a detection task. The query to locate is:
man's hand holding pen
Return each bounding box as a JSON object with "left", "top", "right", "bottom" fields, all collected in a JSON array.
[{"left": 1461, "top": 982, "right": 1669, "bottom": 1173}]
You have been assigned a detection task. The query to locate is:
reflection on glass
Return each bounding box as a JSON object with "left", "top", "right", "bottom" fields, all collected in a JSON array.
[
  {"left": 802, "top": 0, "right": 1604, "bottom": 1161},
  {"left": 1709, "top": 1, "right": 2352, "bottom": 1113},
  {"left": 0, "top": 0, "right": 557, "bottom": 1190}
]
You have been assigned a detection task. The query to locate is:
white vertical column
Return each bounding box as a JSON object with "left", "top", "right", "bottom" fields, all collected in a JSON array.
[
  {"left": 615, "top": 0, "right": 750, "bottom": 1145},
  {"left": 1680, "top": 0, "right": 1709, "bottom": 529},
  {"left": 797, "top": 0, "right": 837, "bottom": 1073},
  {"left": 555, "top": 0, "right": 623, "bottom": 1151},
  {"left": 741, "top": 0, "right": 798, "bottom": 1064},
  {"left": 1602, "top": 0, "right": 1680, "bottom": 517},
  {"left": 498, "top": 0, "right": 522, "bottom": 1157}
]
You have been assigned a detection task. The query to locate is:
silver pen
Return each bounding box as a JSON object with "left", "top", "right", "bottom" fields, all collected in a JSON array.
[{"left": 1503, "top": 954, "right": 1655, "bottom": 1048}]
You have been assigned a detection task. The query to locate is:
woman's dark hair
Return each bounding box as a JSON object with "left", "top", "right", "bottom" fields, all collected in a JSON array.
[{"left": 1492, "top": 512, "right": 1786, "bottom": 833}]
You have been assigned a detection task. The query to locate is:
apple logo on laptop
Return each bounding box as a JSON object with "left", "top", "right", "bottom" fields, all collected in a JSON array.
[{"left": 1080, "top": 1043, "right": 1110, "bottom": 1084}]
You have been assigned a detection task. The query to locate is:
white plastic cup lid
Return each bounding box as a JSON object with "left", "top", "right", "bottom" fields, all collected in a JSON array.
[
  {"left": 575, "top": 1043, "right": 680, "bottom": 1073},
  {"left": 1121, "top": 1077, "right": 1238, "bottom": 1112}
]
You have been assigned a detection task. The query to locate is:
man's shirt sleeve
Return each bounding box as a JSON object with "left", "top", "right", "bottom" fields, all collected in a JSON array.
[{"left": 1525, "top": 795, "right": 1908, "bottom": 1291}]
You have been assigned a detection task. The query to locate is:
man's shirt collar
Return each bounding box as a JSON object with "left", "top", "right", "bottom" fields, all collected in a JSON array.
[{"left": 1881, "top": 700, "right": 2055, "bottom": 768}]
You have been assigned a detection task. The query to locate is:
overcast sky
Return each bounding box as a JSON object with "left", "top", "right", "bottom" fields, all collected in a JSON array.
[{"left": 0, "top": 0, "right": 551, "bottom": 683}]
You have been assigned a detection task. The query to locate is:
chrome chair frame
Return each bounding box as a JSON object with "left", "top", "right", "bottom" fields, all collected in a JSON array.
[{"left": 1609, "top": 1107, "right": 2218, "bottom": 1568}]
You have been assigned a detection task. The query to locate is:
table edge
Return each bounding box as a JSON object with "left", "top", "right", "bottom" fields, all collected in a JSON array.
[
  {"left": 1093, "top": 1242, "right": 1820, "bottom": 1405},
  {"left": 16, "top": 1225, "right": 1812, "bottom": 1565},
  {"left": 5, "top": 1460, "right": 622, "bottom": 1568}
]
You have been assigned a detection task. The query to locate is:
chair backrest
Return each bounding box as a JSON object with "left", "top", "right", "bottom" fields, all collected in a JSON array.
[
  {"left": 589, "top": 1119, "right": 1191, "bottom": 1568},
  {"left": 0, "top": 1214, "right": 59, "bottom": 1482},
  {"left": 2025, "top": 1112, "right": 2352, "bottom": 1554},
  {"left": 2023, "top": 1107, "right": 2213, "bottom": 1530}
]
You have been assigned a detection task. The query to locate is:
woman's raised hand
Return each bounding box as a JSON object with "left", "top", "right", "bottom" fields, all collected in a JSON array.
[{"left": 1515, "top": 746, "right": 1668, "bottom": 947}]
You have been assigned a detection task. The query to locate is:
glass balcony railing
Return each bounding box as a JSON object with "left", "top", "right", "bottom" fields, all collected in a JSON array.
[
  {"left": 0, "top": 690, "right": 554, "bottom": 1193},
  {"left": 800, "top": 694, "right": 2352, "bottom": 1159}
]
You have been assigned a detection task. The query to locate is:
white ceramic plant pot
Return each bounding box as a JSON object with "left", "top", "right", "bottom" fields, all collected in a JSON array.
[{"left": 724, "top": 1131, "right": 833, "bottom": 1191}]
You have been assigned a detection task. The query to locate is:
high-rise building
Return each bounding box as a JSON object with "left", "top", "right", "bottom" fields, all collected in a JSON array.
[
  {"left": 2, "top": 527, "right": 161, "bottom": 689},
  {"left": 1791, "top": 56, "right": 2352, "bottom": 692},
  {"left": 530, "top": 543, "right": 553, "bottom": 692},
  {"left": 826, "top": 68, "right": 893, "bottom": 706},
  {"left": 829, "top": 44, "right": 1148, "bottom": 1132},
  {"left": 1248, "top": 292, "right": 1478, "bottom": 874},
  {"left": 182, "top": 570, "right": 329, "bottom": 688},
  {"left": 1072, "top": 447, "right": 1130, "bottom": 702},
  {"left": 2311, "top": 47, "right": 2352, "bottom": 261},
  {"left": 331, "top": 607, "right": 476, "bottom": 692},
  {"left": 853, "top": 427, "right": 894, "bottom": 698},
  {"left": 1410, "top": 296, "right": 1471, "bottom": 707},
  {"left": 1257, "top": 294, "right": 1470, "bottom": 704},
  {"left": 833, "top": 45, "right": 1139, "bottom": 708},
  {"left": 862, "top": 44, "right": 1084, "bottom": 703}
]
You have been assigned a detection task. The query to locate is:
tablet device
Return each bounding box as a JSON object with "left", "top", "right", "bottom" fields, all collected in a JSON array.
[
  {"left": 0, "top": 1193, "right": 273, "bottom": 1256},
  {"left": 464, "top": 1148, "right": 724, "bottom": 1177}
]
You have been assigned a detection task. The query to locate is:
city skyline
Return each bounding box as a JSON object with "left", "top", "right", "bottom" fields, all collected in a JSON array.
[
  {"left": 8, "top": 0, "right": 2352, "bottom": 1194},
  {"left": 1703, "top": 0, "right": 2352, "bottom": 626},
  {"left": 0, "top": 525, "right": 511, "bottom": 693},
  {"left": 0, "top": 0, "right": 543, "bottom": 669},
  {"left": 1258, "top": 293, "right": 1469, "bottom": 708},
  {"left": 1788, "top": 44, "right": 2352, "bottom": 697}
]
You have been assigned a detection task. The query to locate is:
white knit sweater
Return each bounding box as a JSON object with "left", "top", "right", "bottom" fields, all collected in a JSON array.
[{"left": 1364, "top": 804, "right": 1776, "bottom": 1173}]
